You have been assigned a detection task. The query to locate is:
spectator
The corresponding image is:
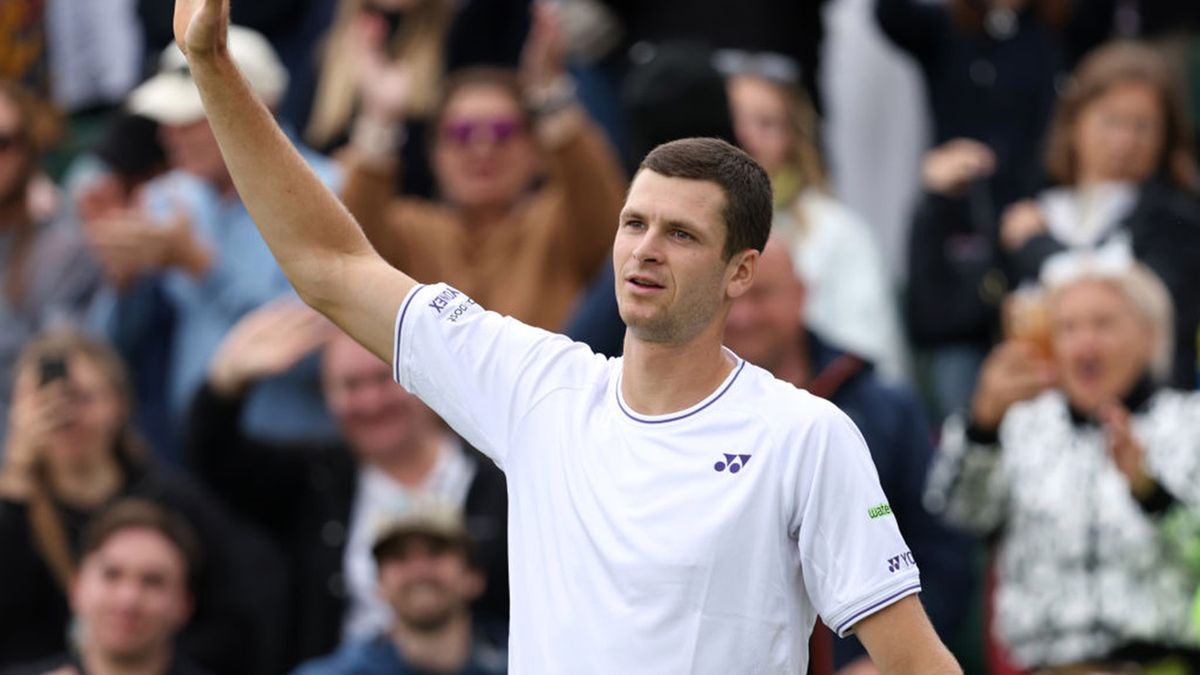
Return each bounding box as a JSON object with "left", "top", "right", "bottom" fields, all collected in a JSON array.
[
  {"left": 341, "top": 3, "right": 624, "bottom": 331},
  {"left": 85, "top": 26, "right": 341, "bottom": 452},
  {"left": 292, "top": 504, "right": 506, "bottom": 675},
  {"left": 724, "top": 237, "right": 974, "bottom": 674},
  {"left": 876, "top": 0, "right": 1116, "bottom": 212},
  {"left": 0, "top": 499, "right": 212, "bottom": 675},
  {"left": 0, "top": 81, "right": 99, "bottom": 447},
  {"left": 0, "top": 330, "right": 279, "bottom": 675},
  {"left": 1000, "top": 40, "right": 1200, "bottom": 389},
  {"left": 881, "top": 0, "right": 1119, "bottom": 417},
  {"left": 926, "top": 252, "right": 1200, "bottom": 671},
  {"left": 723, "top": 64, "right": 909, "bottom": 382},
  {"left": 188, "top": 304, "right": 507, "bottom": 668},
  {"left": 307, "top": 0, "right": 455, "bottom": 197}
]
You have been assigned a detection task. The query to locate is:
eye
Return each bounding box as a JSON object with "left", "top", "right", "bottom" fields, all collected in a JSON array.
[
  {"left": 671, "top": 228, "right": 695, "bottom": 242},
  {"left": 623, "top": 219, "right": 646, "bottom": 231}
]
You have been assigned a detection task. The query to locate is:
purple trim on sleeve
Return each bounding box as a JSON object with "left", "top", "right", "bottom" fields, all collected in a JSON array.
[
  {"left": 392, "top": 284, "right": 427, "bottom": 382},
  {"left": 834, "top": 583, "right": 922, "bottom": 636}
]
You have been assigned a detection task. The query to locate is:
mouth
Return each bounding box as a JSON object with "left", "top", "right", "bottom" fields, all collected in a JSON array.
[
  {"left": 1070, "top": 357, "right": 1105, "bottom": 384},
  {"left": 625, "top": 274, "right": 665, "bottom": 292}
]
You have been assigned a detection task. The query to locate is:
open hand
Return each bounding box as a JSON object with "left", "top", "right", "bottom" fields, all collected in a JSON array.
[
  {"left": 208, "top": 300, "right": 336, "bottom": 398},
  {"left": 921, "top": 139, "right": 996, "bottom": 196},
  {"left": 174, "top": 0, "right": 230, "bottom": 60},
  {"left": 354, "top": 13, "right": 412, "bottom": 124},
  {"left": 999, "top": 200, "right": 1048, "bottom": 252},
  {"left": 520, "top": 0, "right": 568, "bottom": 91}
]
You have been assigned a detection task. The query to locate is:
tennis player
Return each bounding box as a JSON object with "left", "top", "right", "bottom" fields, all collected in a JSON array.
[{"left": 172, "top": 1, "right": 961, "bottom": 672}]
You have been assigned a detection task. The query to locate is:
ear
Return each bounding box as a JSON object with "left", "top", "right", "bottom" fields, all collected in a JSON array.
[
  {"left": 463, "top": 568, "right": 486, "bottom": 602},
  {"left": 172, "top": 590, "right": 196, "bottom": 632},
  {"left": 725, "top": 249, "right": 760, "bottom": 300}
]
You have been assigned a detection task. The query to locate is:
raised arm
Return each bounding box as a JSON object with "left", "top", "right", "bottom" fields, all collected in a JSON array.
[{"left": 174, "top": 0, "right": 414, "bottom": 361}]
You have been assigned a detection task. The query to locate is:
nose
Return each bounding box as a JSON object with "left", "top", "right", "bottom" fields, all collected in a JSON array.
[{"left": 631, "top": 229, "right": 665, "bottom": 264}]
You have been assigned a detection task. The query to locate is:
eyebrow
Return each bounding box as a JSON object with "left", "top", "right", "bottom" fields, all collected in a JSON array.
[{"left": 619, "top": 209, "right": 703, "bottom": 233}]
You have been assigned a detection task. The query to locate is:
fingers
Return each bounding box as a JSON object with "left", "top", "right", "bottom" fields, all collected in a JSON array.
[{"left": 922, "top": 138, "right": 996, "bottom": 194}]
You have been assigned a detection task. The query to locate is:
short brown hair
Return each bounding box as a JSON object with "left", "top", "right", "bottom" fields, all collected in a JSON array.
[
  {"left": 80, "top": 498, "right": 204, "bottom": 593},
  {"left": 1044, "top": 40, "right": 1196, "bottom": 189},
  {"left": 639, "top": 137, "right": 773, "bottom": 259}
]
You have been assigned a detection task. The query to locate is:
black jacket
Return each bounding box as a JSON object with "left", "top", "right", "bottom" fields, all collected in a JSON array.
[
  {"left": 185, "top": 382, "right": 509, "bottom": 672},
  {"left": 1010, "top": 179, "right": 1200, "bottom": 389},
  {"left": 0, "top": 653, "right": 213, "bottom": 675}
]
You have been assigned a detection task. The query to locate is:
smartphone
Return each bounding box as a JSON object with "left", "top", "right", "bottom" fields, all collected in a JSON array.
[{"left": 39, "top": 355, "right": 69, "bottom": 387}]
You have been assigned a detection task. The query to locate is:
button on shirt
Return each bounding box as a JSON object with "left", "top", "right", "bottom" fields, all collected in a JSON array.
[{"left": 392, "top": 283, "right": 922, "bottom": 673}]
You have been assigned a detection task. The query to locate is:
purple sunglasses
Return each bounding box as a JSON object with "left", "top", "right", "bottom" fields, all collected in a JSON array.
[{"left": 439, "top": 117, "right": 525, "bottom": 146}]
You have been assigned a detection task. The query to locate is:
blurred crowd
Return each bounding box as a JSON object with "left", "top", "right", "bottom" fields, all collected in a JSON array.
[{"left": 1, "top": 0, "right": 1199, "bottom": 674}]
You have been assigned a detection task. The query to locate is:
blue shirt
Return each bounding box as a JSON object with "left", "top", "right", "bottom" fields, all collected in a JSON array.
[
  {"left": 292, "top": 633, "right": 507, "bottom": 675},
  {"left": 94, "top": 139, "right": 341, "bottom": 446}
]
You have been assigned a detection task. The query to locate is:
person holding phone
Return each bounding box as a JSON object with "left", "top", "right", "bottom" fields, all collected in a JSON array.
[{"left": 0, "top": 330, "right": 281, "bottom": 675}]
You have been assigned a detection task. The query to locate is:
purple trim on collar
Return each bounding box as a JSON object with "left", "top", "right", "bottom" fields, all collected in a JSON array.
[{"left": 616, "top": 358, "right": 747, "bottom": 424}]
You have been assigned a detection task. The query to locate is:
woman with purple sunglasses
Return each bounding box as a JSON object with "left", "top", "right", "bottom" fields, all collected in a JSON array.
[{"left": 339, "top": 2, "right": 626, "bottom": 332}]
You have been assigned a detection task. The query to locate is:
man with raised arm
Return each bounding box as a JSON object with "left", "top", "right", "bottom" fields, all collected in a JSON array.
[{"left": 172, "top": 1, "right": 962, "bottom": 672}]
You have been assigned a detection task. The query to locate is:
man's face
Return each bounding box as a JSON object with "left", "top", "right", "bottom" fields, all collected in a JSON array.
[
  {"left": 724, "top": 238, "right": 805, "bottom": 371},
  {"left": 614, "top": 170, "right": 753, "bottom": 344},
  {"left": 377, "top": 536, "right": 482, "bottom": 632},
  {"left": 71, "top": 528, "right": 192, "bottom": 661},
  {"left": 322, "top": 335, "right": 432, "bottom": 463},
  {"left": 158, "top": 118, "right": 228, "bottom": 184}
]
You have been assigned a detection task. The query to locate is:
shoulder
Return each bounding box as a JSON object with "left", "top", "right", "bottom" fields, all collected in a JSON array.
[
  {"left": 734, "top": 363, "right": 862, "bottom": 443},
  {"left": 1145, "top": 388, "right": 1200, "bottom": 421}
]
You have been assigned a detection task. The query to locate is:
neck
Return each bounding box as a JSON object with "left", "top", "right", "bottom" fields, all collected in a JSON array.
[
  {"left": 770, "top": 331, "right": 811, "bottom": 387},
  {"left": 371, "top": 430, "right": 447, "bottom": 489},
  {"left": 47, "top": 451, "right": 123, "bottom": 508},
  {"left": 80, "top": 642, "right": 172, "bottom": 675},
  {"left": 620, "top": 326, "right": 735, "bottom": 416},
  {"left": 390, "top": 611, "right": 474, "bottom": 673},
  {"left": 459, "top": 202, "right": 512, "bottom": 230}
]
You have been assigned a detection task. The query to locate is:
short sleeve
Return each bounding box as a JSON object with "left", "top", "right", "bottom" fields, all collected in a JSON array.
[
  {"left": 392, "top": 283, "right": 604, "bottom": 469},
  {"left": 793, "top": 403, "right": 922, "bottom": 637}
]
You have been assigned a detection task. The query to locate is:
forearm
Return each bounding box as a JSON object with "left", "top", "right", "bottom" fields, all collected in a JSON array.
[
  {"left": 545, "top": 112, "right": 624, "bottom": 270},
  {"left": 187, "top": 53, "right": 378, "bottom": 305}
]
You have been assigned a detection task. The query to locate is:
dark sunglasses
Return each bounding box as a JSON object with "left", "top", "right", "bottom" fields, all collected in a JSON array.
[
  {"left": 439, "top": 117, "right": 525, "bottom": 146},
  {"left": 0, "top": 132, "right": 25, "bottom": 153}
]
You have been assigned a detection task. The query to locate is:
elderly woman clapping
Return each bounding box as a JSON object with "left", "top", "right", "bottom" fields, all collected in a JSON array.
[{"left": 926, "top": 250, "right": 1200, "bottom": 673}]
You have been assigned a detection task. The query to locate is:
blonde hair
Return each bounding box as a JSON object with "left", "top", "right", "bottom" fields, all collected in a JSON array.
[
  {"left": 306, "top": 0, "right": 454, "bottom": 149},
  {"left": 14, "top": 329, "right": 148, "bottom": 591},
  {"left": 1042, "top": 250, "right": 1175, "bottom": 381}
]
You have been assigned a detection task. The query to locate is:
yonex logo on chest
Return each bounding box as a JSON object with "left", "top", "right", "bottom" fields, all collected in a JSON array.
[{"left": 714, "top": 453, "right": 752, "bottom": 474}]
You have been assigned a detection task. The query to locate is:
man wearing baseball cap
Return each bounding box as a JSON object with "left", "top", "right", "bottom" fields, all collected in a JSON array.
[
  {"left": 293, "top": 503, "right": 507, "bottom": 675},
  {"left": 86, "top": 25, "right": 341, "bottom": 452}
]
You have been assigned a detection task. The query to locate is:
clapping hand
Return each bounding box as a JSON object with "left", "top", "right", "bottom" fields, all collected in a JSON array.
[
  {"left": 520, "top": 1, "right": 569, "bottom": 92},
  {"left": 1098, "top": 402, "right": 1155, "bottom": 498},
  {"left": 354, "top": 12, "right": 412, "bottom": 124},
  {"left": 84, "top": 206, "right": 209, "bottom": 289},
  {"left": 208, "top": 300, "right": 336, "bottom": 398}
]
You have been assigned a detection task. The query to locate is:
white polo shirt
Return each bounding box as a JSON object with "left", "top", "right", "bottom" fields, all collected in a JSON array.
[{"left": 393, "top": 284, "right": 921, "bottom": 674}]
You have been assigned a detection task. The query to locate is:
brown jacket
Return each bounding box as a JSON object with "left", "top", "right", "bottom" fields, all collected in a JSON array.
[{"left": 341, "top": 121, "right": 625, "bottom": 331}]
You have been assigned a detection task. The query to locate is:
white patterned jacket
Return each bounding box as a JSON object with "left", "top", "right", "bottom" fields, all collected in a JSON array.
[{"left": 925, "top": 387, "right": 1200, "bottom": 668}]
